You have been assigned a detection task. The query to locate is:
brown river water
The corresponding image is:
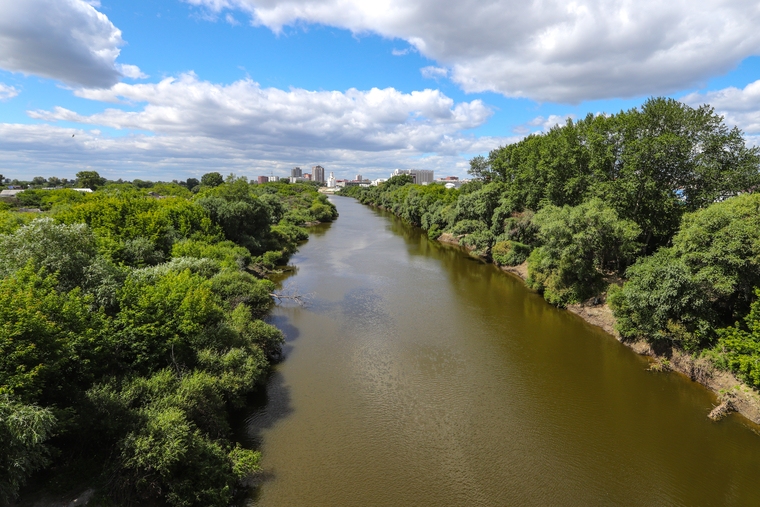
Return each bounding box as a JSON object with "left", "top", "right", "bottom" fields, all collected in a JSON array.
[{"left": 244, "top": 195, "right": 760, "bottom": 506}]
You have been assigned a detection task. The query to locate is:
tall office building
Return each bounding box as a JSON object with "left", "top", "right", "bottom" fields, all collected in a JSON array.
[
  {"left": 355, "top": 174, "right": 362, "bottom": 181},
  {"left": 312, "top": 165, "right": 325, "bottom": 183},
  {"left": 390, "top": 168, "right": 434, "bottom": 184},
  {"left": 291, "top": 167, "right": 303, "bottom": 178}
]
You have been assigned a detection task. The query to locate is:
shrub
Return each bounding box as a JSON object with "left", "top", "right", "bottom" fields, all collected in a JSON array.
[{"left": 492, "top": 240, "right": 531, "bottom": 266}]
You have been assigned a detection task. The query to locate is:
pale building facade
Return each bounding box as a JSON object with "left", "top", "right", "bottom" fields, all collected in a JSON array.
[
  {"left": 312, "top": 165, "right": 325, "bottom": 183},
  {"left": 390, "top": 168, "right": 434, "bottom": 184}
]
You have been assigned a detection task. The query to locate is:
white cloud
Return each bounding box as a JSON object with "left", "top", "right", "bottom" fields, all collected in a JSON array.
[
  {"left": 528, "top": 114, "right": 575, "bottom": 130},
  {"left": 117, "top": 64, "right": 149, "bottom": 80},
  {"left": 9, "top": 74, "right": 514, "bottom": 180},
  {"left": 0, "top": 122, "right": 513, "bottom": 180},
  {"left": 225, "top": 13, "right": 241, "bottom": 25},
  {"left": 35, "top": 74, "right": 494, "bottom": 153},
  {"left": 0, "top": 0, "right": 130, "bottom": 88},
  {"left": 392, "top": 48, "right": 411, "bottom": 56},
  {"left": 682, "top": 80, "right": 760, "bottom": 134},
  {"left": 421, "top": 66, "right": 448, "bottom": 80},
  {"left": 182, "top": 0, "right": 760, "bottom": 103},
  {"left": 0, "top": 83, "right": 19, "bottom": 101}
]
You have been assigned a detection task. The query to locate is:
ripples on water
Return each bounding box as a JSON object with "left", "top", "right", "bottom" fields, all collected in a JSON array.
[{"left": 245, "top": 197, "right": 760, "bottom": 507}]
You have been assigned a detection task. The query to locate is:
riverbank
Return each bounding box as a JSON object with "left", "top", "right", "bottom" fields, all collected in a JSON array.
[{"left": 438, "top": 233, "right": 760, "bottom": 427}]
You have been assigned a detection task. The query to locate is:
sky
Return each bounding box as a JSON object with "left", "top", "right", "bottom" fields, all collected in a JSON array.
[{"left": 1, "top": 0, "right": 760, "bottom": 182}]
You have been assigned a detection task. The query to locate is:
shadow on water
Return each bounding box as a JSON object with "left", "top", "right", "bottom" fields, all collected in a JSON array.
[
  {"left": 264, "top": 314, "right": 301, "bottom": 359},
  {"left": 303, "top": 221, "right": 334, "bottom": 238},
  {"left": 232, "top": 314, "right": 301, "bottom": 503},
  {"left": 235, "top": 369, "right": 293, "bottom": 504}
]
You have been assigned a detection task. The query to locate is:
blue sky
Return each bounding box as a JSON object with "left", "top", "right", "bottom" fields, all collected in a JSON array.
[{"left": 1, "top": 0, "right": 760, "bottom": 182}]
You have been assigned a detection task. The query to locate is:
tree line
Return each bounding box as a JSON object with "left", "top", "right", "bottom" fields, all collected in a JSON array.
[
  {"left": 339, "top": 97, "right": 760, "bottom": 392},
  {"left": 0, "top": 174, "right": 337, "bottom": 506}
]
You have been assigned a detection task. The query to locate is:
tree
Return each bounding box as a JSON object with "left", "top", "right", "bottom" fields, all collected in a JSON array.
[
  {"left": 468, "top": 155, "right": 492, "bottom": 181},
  {"left": 611, "top": 192, "right": 760, "bottom": 345},
  {"left": 76, "top": 170, "right": 106, "bottom": 190},
  {"left": 201, "top": 172, "right": 224, "bottom": 187},
  {"left": 527, "top": 198, "right": 640, "bottom": 305},
  {"left": 0, "top": 218, "right": 98, "bottom": 292},
  {"left": 715, "top": 288, "right": 760, "bottom": 387},
  {"left": 0, "top": 396, "right": 56, "bottom": 504},
  {"left": 31, "top": 176, "right": 46, "bottom": 186},
  {"left": 186, "top": 178, "right": 200, "bottom": 190}
]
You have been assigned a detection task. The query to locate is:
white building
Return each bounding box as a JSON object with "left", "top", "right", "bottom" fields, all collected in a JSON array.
[
  {"left": 371, "top": 178, "right": 387, "bottom": 186},
  {"left": 327, "top": 171, "right": 336, "bottom": 188},
  {"left": 390, "top": 168, "right": 434, "bottom": 184}
]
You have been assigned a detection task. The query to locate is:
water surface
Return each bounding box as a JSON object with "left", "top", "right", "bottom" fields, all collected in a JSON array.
[{"left": 246, "top": 196, "right": 760, "bottom": 506}]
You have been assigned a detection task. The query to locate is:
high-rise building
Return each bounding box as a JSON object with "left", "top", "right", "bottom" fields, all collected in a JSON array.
[
  {"left": 291, "top": 167, "right": 303, "bottom": 178},
  {"left": 312, "top": 165, "right": 325, "bottom": 183},
  {"left": 390, "top": 168, "right": 434, "bottom": 184},
  {"left": 327, "top": 171, "right": 336, "bottom": 187},
  {"left": 355, "top": 174, "right": 362, "bottom": 181},
  {"left": 257, "top": 176, "right": 269, "bottom": 184}
]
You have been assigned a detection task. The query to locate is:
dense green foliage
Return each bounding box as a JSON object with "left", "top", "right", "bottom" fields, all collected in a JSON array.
[
  {"left": 714, "top": 289, "right": 760, "bottom": 387},
  {"left": 610, "top": 192, "right": 760, "bottom": 347},
  {"left": 0, "top": 178, "right": 336, "bottom": 505},
  {"left": 341, "top": 97, "right": 760, "bottom": 387}
]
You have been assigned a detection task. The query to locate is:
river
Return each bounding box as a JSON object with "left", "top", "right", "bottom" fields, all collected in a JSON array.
[{"left": 244, "top": 195, "right": 760, "bottom": 506}]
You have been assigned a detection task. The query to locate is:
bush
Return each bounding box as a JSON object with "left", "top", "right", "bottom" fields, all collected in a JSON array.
[
  {"left": 492, "top": 240, "right": 531, "bottom": 266},
  {"left": 450, "top": 219, "right": 487, "bottom": 236},
  {"left": 609, "top": 250, "right": 711, "bottom": 346},
  {"left": 0, "top": 218, "right": 98, "bottom": 291},
  {"left": 526, "top": 199, "right": 640, "bottom": 306},
  {"left": 209, "top": 270, "right": 274, "bottom": 314},
  {"left": 714, "top": 289, "right": 760, "bottom": 387},
  {"left": 0, "top": 396, "right": 57, "bottom": 504}
]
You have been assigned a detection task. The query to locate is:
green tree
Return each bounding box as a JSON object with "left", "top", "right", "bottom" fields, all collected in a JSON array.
[
  {"left": 76, "top": 171, "right": 106, "bottom": 190},
  {"left": 0, "top": 396, "right": 57, "bottom": 504},
  {"left": 467, "top": 155, "right": 492, "bottom": 181},
  {"left": 527, "top": 198, "right": 640, "bottom": 305},
  {"left": 611, "top": 192, "right": 760, "bottom": 345},
  {"left": 0, "top": 264, "right": 109, "bottom": 403},
  {"left": 201, "top": 172, "right": 224, "bottom": 187},
  {"left": 715, "top": 288, "right": 760, "bottom": 387},
  {"left": 0, "top": 218, "right": 98, "bottom": 291}
]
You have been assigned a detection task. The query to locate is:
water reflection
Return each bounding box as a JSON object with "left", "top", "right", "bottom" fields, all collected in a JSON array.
[{"left": 246, "top": 196, "right": 760, "bottom": 507}]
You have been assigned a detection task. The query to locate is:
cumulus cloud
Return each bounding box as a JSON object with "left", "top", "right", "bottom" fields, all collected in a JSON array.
[
  {"left": 421, "top": 66, "right": 448, "bottom": 80},
  {"left": 682, "top": 80, "right": 760, "bottom": 135},
  {"left": 117, "top": 64, "right": 149, "bottom": 80},
  {"left": 0, "top": 122, "right": 512, "bottom": 180},
  {"left": 32, "top": 73, "right": 494, "bottom": 154},
  {"left": 0, "top": 83, "right": 19, "bottom": 101},
  {"left": 182, "top": 0, "right": 760, "bottom": 103},
  {"left": 0, "top": 0, "right": 128, "bottom": 88},
  {"left": 11, "top": 74, "right": 514, "bottom": 179}
]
